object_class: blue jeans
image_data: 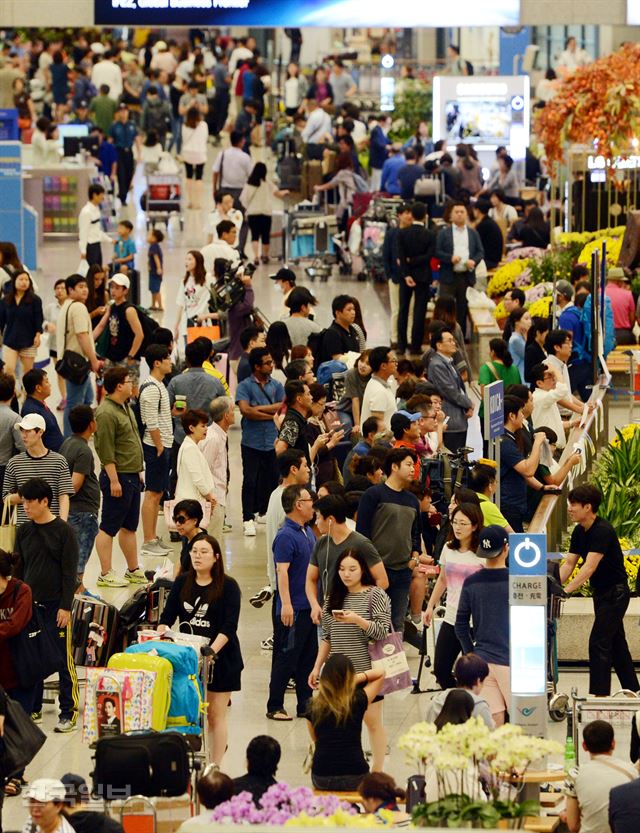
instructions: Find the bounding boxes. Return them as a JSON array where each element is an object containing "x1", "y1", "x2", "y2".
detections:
[
  {"x1": 386, "y1": 567, "x2": 413, "y2": 633},
  {"x1": 68, "y1": 511, "x2": 99, "y2": 575},
  {"x1": 64, "y1": 375, "x2": 94, "y2": 437}
]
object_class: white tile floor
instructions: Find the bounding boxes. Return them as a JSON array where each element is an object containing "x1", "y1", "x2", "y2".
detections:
[{"x1": 3, "y1": 145, "x2": 636, "y2": 828}]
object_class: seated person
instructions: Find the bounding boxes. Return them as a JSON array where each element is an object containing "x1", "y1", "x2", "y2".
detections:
[
  {"x1": 232, "y1": 735, "x2": 281, "y2": 804},
  {"x1": 61, "y1": 773, "x2": 124, "y2": 833},
  {"x1": 178, "y1": 770, "x2": 235, "y2": 832},
  {"x1": 425, "y1": 653, "x2": 494, "y2": 728}
]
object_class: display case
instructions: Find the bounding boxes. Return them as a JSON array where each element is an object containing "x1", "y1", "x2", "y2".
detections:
[{"x1": 23, "y1": 165, "x2": 95, "y2": 239}]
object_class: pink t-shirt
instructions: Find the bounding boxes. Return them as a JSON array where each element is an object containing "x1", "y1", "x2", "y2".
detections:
[{"x1": 440, "y1": 544, "x2": 484, "y2": 626}]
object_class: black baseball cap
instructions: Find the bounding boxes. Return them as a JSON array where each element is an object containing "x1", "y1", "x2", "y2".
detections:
[
  {"x1": 270, "y1": 268, "x2": 296, "y2": 284},
  {"x1": 476, "y1": 525, "x2": 509, "y2": 558}
]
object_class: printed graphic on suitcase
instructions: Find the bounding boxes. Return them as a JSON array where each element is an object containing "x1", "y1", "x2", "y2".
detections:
[
  {"x1": 107, "y1": 651, "x2": 173, "y2": 732},
  {"x1": 82, "y1": 667, "x2": 161, "y2": 743},
  {"x1": 72, "y1": 595, "x2": 120, "y2": 667}
]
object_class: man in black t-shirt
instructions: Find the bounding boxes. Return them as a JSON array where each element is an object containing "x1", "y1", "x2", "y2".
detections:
[
  {"x1": 321, "y1": 295, "x2": 360, "y2": 362},
  {"x1": 561, "y1": 483, "x2": 639, "y2": 696}
]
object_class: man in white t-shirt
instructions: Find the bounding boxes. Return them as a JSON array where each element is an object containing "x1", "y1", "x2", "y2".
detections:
[
  {"x1": 91, "y1": 51, "x2": 123, "y2": 102},
  {"x1": 361, "y1": 346, "x2": 398, "y2": 429},
  {"x1": 201, "y1": 221, "x2": 241, "y2": 276},
  {"x1": 530, "y1": 362, "x2": 573, "y2": 449},
  {"x1": 562, "y1": 720, "x2": 637, "y2": 833}
]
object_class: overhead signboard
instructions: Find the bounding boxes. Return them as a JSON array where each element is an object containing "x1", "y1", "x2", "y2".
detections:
[{"x1": 95, "y1": 0, "x2": 520, "y2": 27}]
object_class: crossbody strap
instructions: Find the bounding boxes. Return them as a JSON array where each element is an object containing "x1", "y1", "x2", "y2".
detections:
[
  {"x1": 595, "y1": 757, "x2": 636, "y2": 781},
  {"x1": 486, "y1": 361, "x2": 501, "y2": 382}
]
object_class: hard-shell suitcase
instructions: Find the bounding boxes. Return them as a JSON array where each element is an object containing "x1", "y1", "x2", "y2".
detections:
[
  {"x1": 92, "y1": 731, "x2": 191, "y2": 798},
  {"x1": 72, "y1": 595, "x2": 120, "y2": 668},
  {"x1": 108, "y1": 651, "x2": 173, "y2": 731}
]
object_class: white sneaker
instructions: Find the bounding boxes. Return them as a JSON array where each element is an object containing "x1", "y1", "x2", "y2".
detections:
[
  {"x1": 255, "y1": 514, "x2": 267, "y2": 525},
  {"x1": 97, "y1": 570, "x2": 128, "y2": 588},
  {"x1": 141, "y1": 538, "x2": 173, "y2": 556},
  {"x1": 243, "y1": 520, "x2": 257, "y2": 537}
]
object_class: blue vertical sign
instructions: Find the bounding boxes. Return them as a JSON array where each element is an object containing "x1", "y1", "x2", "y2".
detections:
[
  {"x1": 0, "y1": 141, "x2": 37, "y2": 271},
  {"x1": 484, "y1": 379, "x2": 504, "y2": 440},
  {"x1": 509, "y1": 532, "x2": 548, "y2": 737}
]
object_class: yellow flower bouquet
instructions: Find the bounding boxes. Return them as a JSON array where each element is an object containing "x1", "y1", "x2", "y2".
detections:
[{"x1": 486, "y1": 260, "x2": 529, "y2": 298}]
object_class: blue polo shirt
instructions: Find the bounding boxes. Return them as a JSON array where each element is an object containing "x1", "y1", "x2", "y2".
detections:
[
  {"x1": 272, "y1": 516, "x2": 315, "y2": 613},
  {"x1": 21, "y1": 397, "x2": 64, "y2": 453},
  {"x1": 235, "y1": 374, "x2": 284, "y2": 452},
  {"x1": 109, "y1": 120, "x2": 138, "y2": 150}
]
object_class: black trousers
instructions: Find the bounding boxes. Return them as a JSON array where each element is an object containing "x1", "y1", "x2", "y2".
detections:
[
  {"x1": 434, "y1": 621, "x2": 461, "y2": 689},
  {"x1": 590, "y1": 584, "x2": 639, "y2": 696},
  {"x1": 398, "y1": 280, "x2": 430, "y2": 353},
  {"x1": 439, "y1": 277, "x2": 469, "y2": 337},
  {"x1": 501, "y1": 505, "x2": 524, "y2": 533},
  {"x1": 32, "y1": 600, "x2": 79, "y2": 721},
  {"x1": 116, "y1": 147, "x2": 135, "y2": 204},
  {"x1": 267, "y1": 608, "x2": 317, "y2": 714},
  {"x1": 443, "y1": 430, "x2": 467, "y2": 455},
  {"x1": 86, "y1": 241, "x2": 103, "y2": 267},
  {"x1": 240, "y1": 445, "x2": 278, "y2": 521},
  {"x1": 212, "y1": 90, "x2": 230, "y2": 136}
]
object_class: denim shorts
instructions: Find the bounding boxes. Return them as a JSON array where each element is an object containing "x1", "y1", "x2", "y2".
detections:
[
  {"x1": 68, "y1": 511, "x2": 99, "y2": 574},
  {"x1": 99, "y1": 471, "x2": 142, "y2": 536},
  {"x1": 143, "y1": 444, "x2": 170, "y2": 494}
]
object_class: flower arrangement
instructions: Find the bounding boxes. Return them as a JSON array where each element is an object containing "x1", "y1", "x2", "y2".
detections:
[
  {"x1": 209, "y1": 784, "x2": 357, "y2": 826},
  {"x1": 514, "y1": 268, "x2": 533, "y2": 288},
  {"x1": 535, "y1": 43, "x2": 640, "y2": 167},
  {"x1": 487, "y1": 260, "x2": 529, "y2": 297},
  {"x1": 493, "y1": 300, "x2": 507, "y2": 320},
  {"x1": 525, "y1": 282, "x2": 553, "y2": 305},
  {"x1": 285, "y1": 810, "x2": 393, "y2": 828},
  {"x1": 528, "y1": 248, "x2": 574, "y2": 286},
  {"x1": 593, "y1": 425, "x2": 640, "y2": 538},
  {"x1": 506, "y1": 247, "x2": 546, "y2": 263},
  {"x1": 528, "y1": 295, "x2": 554, "y2": 318},
  {"x1": 577, "y1": 236, "x2": 622, "y2": 267},
  {"x1": 399, "y1": 718, "x2": 562, "y2": 828}
]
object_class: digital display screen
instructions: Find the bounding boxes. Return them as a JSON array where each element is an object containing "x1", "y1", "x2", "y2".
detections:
[
  {"x1": 628, "y1": 0, "x2": 640, "y2": 23},
  {"x1": 57, "y1": 124, "x2": 89, "y2": 149},
  {"x1": 95, "y1": 0, "x2": 520, "y2": 27},
  {"x1": 510, "y1": 606, "x2": 546, "y2": 695}
]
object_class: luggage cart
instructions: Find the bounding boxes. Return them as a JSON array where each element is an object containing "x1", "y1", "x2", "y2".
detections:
[
  {"x1": 547, "y1": 574, "x2": 569, "y2": 722},
  {"x1": 144, "y1": 173, "x2": 183, "y2": 232},
  {"x1": 571, "y1": 687, "x2": 640, "y2": 765}
]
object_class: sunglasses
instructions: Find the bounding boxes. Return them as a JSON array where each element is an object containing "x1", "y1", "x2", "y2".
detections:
[{"x1": 173, "y1": 515, "x2": 189, "y2": 524}]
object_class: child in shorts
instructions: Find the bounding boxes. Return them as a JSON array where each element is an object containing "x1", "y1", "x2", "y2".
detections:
[
  {"x1": 112, "y1": 220, "x2": 136, "y2": 276},
  {"x1": 148, "y1": 228, "x2": 164, "y2": 311}
]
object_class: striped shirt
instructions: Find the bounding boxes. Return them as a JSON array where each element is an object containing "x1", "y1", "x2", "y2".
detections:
[
  {"x1": 3, "y1": 450, "x2": 74, "y2": 524},
  {"x1": 139, "y1": 377, "x2": 173, "y2": 449},
  {"x1": 321, "y1": 587, "x2": 391, "y2": 673}
]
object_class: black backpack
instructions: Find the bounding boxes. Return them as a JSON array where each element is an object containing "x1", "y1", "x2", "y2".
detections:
[{"x1": 127, "y1": 304, "x2": 160, "y2": 357}]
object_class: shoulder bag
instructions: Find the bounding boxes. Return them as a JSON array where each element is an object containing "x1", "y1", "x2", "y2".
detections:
[
  {"x1": 366, "y1": 590, "x2": 412, "y2": 695},
  {"x1": 1, "y1": 694, "x2": 47, "y2": 778},
  {"x1": 9, "y1": 587, "x2": 61, "y2": 688},
  {"x1": 486, "y1": 361, "x2": 502, "y2": 382},
  {"x1": 414, "y1": 175, "x2": 441, "y2": 197},
  {"x1": 55, "y1": 302, "x2": 91, "y2": 384}
]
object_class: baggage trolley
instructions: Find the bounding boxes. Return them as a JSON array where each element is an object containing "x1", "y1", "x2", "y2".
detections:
[
  {"x1": 571, "y1": 687, "x2": 640, "y2": 765},
  {"x1": 547, "y1": 575, "x2": 569, "y2": 721},
  {"x1": 144, "y1": 173, "x2": 183, "y2": 232},
  {"x1": 121, "y1": 795, "x2": 156, "y2": 833}
]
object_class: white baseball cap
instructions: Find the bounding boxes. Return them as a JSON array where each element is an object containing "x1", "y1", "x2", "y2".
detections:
[
  {"x1": 110, "y1": 274, "x2": 130, "y2": 289},
  {"x1": 17, "y1": 413, "x2": 46, "y2": 432},
  {"x1": 27, "y1": 779, "x2": 67, "y2": 803}
]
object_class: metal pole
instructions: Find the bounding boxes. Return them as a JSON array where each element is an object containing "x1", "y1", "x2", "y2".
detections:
[
  {"x1": 495, "y1": 439, "x2": 501, "y2": 509},
  {"x1": 591, "y1": 249, "x2": 599, "y2": 387}
]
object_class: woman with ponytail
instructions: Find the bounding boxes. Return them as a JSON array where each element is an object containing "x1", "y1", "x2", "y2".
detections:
[{"x1": 478, "y1": 338, "x2": 521, "y2": 419}]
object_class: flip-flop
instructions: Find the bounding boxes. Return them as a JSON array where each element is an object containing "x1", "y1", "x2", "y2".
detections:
[{"x1": 266, "y1": 710, "x2": 292, "y2": 721}]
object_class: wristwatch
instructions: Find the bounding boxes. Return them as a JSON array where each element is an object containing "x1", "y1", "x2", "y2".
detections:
[{"x1": 126, "y1": 354, "x2": 136, "y2": 360}]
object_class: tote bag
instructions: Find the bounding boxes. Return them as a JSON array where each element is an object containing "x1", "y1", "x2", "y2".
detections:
[
  {"x1": 366, "y1": 591, "x2": 412, "y2": 696},
  {"x1": 0, "y1": 503, "x2": 16, "y2": 553},
  {"x1": 2, "y1": 695, "x2": 47, "y2": 777},
  {"x1": 10, "y1": 595, "x2": 61, "y2": 688}
]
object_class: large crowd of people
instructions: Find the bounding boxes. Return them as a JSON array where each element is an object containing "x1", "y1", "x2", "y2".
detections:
[{"x1": 0, "y1": 25, "x2": 639, "y2": 833}]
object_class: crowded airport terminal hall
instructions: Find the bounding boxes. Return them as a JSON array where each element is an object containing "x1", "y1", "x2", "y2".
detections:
[{"x1": 3, "y1": 0, "x2": 640, "y2": 830}]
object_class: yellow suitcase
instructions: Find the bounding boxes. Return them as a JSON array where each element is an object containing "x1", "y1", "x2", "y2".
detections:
[{"x1": 107, "y1": 651, "x2": 173, "y2": 731}]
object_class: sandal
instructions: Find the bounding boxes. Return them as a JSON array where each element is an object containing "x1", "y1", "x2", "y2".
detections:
[
  {"x1": 4, "y1": 777, "x2": 22, "y2": 797},
  {"x1": 266, "y1": 709, "x2": 292, "y2": 721}
]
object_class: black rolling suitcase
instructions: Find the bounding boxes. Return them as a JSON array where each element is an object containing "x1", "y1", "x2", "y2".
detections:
[
  {"x1": 71, "y1": 595, "x2": 120, "y2": 668},
  {"x1": 92, "y1": 731, "x2": 191, "y2": 797}
]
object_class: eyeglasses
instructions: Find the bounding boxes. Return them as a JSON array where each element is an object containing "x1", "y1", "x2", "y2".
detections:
[
  {"x1": 298, "y1": 497, "x2": 314, "y2": 504},
  {"x1": 173, "y1": 515, "x2": 189, "y2": 524},
  {"x1": 452, "y1": 519, "x2": 472, "y2": 527}
]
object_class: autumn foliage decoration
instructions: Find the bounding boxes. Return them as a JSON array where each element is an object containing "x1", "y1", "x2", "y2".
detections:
[{"x1": 535, "y1": 44, "x2": 640, "y2": 167}]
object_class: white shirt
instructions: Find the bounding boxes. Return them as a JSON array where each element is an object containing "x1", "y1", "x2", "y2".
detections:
[
  {"x1": 302, "y1": 107, "x2": 332, "y2": 144},
  {"x1": 452, "y1": 224, "x2": 470, "y2": 272},
  {"x1": 176, "y1": 276, "x2": 210, "y2": 322},
  {"x1": 532, "y1": 383, "x2": 569, "y2": 448},
  {"x1": 265, "y1": 484, "x2": 285, "y2": 588},
  {"x1": 199, "y1": 422, "x2": 228, "y2": 506},
  {"x1": 544, "y1": 354, "x2": 573, "y2": 415},
  {"x1": 181, "y1": 121, "x2": 209, "y2": 165},
  {"x1": 175, "y1": 435, "x2": 215, "y2": 502},
  {"x1": 239, "y1": 180, "x2": 278, "y2": 216},
  {"x1": 205, "y1": 208, "x2": 243, "y2": 244},
  {"x1": 78, "y1": 201, "x2": 111, "y2": 255},
  {"x1": 229, "y1": 46, "x2": 253, "y2": 74},
  {"x1": 212, "y1": 147, "x2": 253, "y2": 189},
  {"x1": 489, "y1": 204, "x2": 518, "y2": 225},
  {"x1": 200, "y1": 240, "x2": 240, "y2": 276},
  {"x1": 150, "y1": 51, "x2": 177, "y2": 75},
  {"x1": 91, "y1": 59, "x2": 123, "y2": 101},
  {"x1": 361, "y1": 374, "x2": 397, "y2": 428},
  {"x1": 564, "y1": 755, "x2": 638, "y2": 833}
]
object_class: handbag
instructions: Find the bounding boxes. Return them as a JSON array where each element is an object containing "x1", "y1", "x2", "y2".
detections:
[
  {"x1": 366, "y1": 591, "x2": 412, "y2": 696},
  {"x1": 10, "y1": 594, "x2": 61, "y2": 688},
  {"x1": 414, "y1": 176, "x2": 441, "y2": 197},
  {"x1": 1, "y1": 695, "x2": 47, "y2": 778},
  {"x1": 55, "y1": 302, "x2": 91, "y2": 384},
  {"x1": 0, "y1": 502, "x2": 16, "y2": 553},
  {"x1": 163, "y1": 499, "x2": 212, "y2": 532}
]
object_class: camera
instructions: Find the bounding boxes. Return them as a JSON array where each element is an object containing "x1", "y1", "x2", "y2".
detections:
[{"x1": 209, "y1": 259, "x2": 256, "y2": 312}]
